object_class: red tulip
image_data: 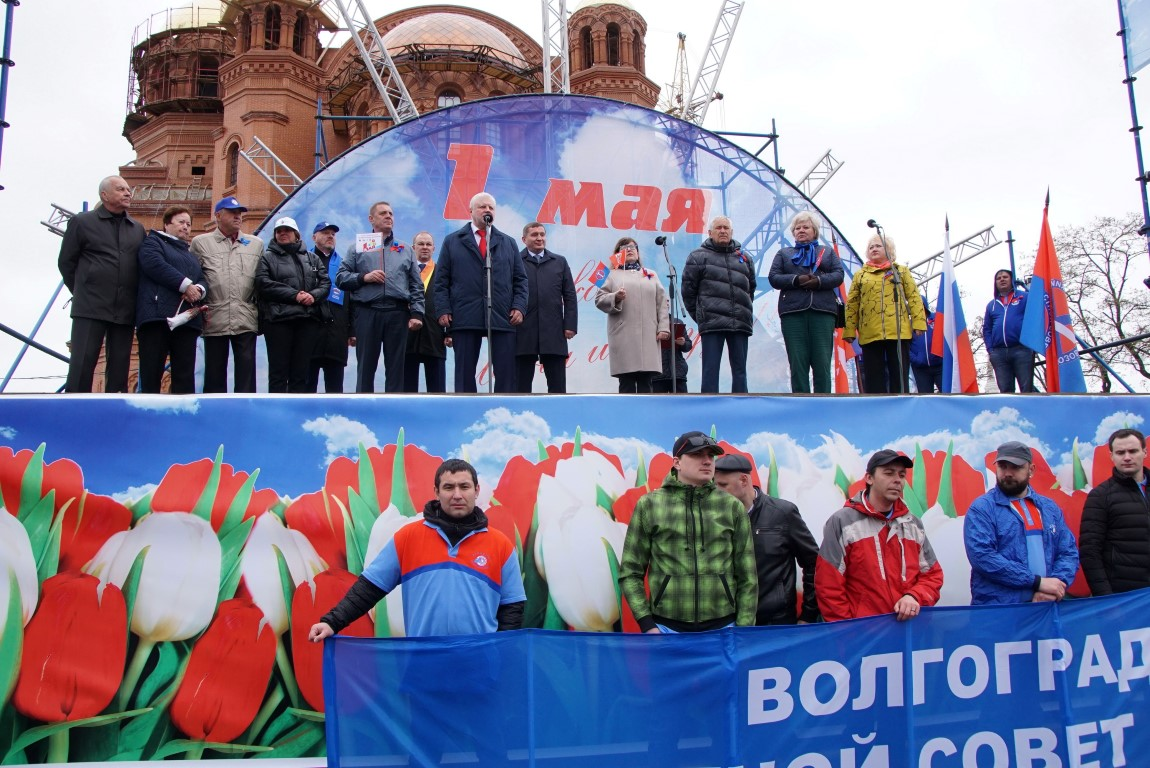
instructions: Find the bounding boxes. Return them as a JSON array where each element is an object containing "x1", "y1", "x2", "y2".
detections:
[
  {"x1": 322, "y1": 442, "x2": 442, "y2": 519},
  {"x1": 0, "y1": 445, "x2": 84, "y2": 519},
  {"x1": 285, "y1": 490, "x2": 346, "y2": 570},
  {"x1": 12, "y1": 572, "x2": 127, "y2": 722},
  {"x1": 170, "y1": 598, "x2": 276, "y2": 742},
  {"x1": 290, "y1": 569, "x2": 374, "y2": 711},
  {"x1": 58, "y1": 492, "x2": 132, "y2": 573},
  {"x1": 151, "y1": 455, "x2": 278, "y2": 533}
]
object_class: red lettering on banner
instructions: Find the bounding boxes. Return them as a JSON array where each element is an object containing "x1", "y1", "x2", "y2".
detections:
[
  {"x1": 538, "y1": 180, "x2": 607, "y2": 228},
  {"x1": 443, "y1": 144, "x2": 494, "y2": 220},
  {"x1": 587, "y1": 345, "x2": 610, "y2": 363},
  {"x1": 610, "y1": 184, "x2": 662, "y2": 230},
  {"x1": 661, "y1": 188, "x2": 707, "y2": 233}
]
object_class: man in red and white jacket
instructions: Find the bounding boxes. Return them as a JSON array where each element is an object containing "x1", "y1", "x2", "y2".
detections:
[{"x1": 816, "y1": 449, "x2": 944, "y2": 622}]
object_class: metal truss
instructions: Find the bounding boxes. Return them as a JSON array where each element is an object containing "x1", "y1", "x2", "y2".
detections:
[
  {"x1": 321, "y1": 0, "x2": 419, "y2": 125},
  {"x1": 908, "y1": 225, "x2": 1002, "y2": 289},
  {"x1": 40, "y1": 203, "x2": 75, "y2": 236},
  {"x1": 541, "y1": 0, "x2": 570, "y2": 94},
  {"x1": 685, "y1": 0, "x2": 744, "y2": 125},
  {"x1": 239, "y1": 136, "x2": 302, "y2": 198},
  {"x1": 796, "y1": 149, "x2": 844, "y2": 199}
]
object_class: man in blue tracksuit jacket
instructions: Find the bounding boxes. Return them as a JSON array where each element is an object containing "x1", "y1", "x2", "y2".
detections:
[
  {"x1": 982, "y1": 269, "x2": 1034, "y2": 392},
  {"x1": 964, "y1": 441, "x2": 1079, "y2": 605}
]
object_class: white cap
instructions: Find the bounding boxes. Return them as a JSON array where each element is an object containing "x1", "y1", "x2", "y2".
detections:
[{"x1": 273, "y1": 216, "x2": 300, "y2": 234}]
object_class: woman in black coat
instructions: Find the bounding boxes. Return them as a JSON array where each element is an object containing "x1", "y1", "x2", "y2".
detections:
[
  {"x1": 135, "y1": 205, "x2": 207, "y2": 394},
  {"x1": 767, "y1": 211, "x2": 844, "y2": 393},
  {"x1": 256, "y1": 217, "x2": 330, "y2": 393}
]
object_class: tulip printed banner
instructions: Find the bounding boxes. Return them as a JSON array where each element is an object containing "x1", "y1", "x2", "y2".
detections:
[
  {"x1": 0, "y1": 392, "x2": 1144, "y2": 762},
  {"x1": 324, "y1": 590, "x2": 1150, "y2": 768}
]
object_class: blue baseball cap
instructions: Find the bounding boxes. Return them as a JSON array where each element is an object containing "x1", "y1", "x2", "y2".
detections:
[
  {"x1": 313, "y1": 221, "x2": 340, "y2": 234},
  {"x1": 214, "y1": 196, "x2": 248, "y2": 213}
]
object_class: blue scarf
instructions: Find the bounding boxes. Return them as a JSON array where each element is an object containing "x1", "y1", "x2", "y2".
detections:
[
  {"x1": 790, "y1": 241, "x2": 820, "y2": 270},
  {"x1": 324, "y1": 250, "x2": 344, "y2": 305}
]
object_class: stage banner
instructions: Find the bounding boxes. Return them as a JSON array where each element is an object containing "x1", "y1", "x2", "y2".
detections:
[
  {"x1": 260, "y1": 93, "x2": 863, "y2": 393},
  {"x1": 0, "y1": 393, "x2": 1144, "y2": 762},
  {"x1": 324, "y1": 590, "x2": 1150, "y2": 768}
]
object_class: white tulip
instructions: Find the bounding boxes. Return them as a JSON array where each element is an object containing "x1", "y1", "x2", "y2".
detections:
[
  {"x1": 240, "y1": 513, "x2": 326, "y2": 635},
  {"x1": 0, "y1": 511, "x2": 38, "y2": 626},
  {"x1": 364, "y1": 504, "x2": 423, "y2": 637},
  {"x1": 85, "y1": 512, "x2": 221, "y2": 642}
]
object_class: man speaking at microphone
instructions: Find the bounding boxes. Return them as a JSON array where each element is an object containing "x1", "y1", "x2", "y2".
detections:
[{"x1": 433, "y1": 192, "x2": 528, "y2": 392}]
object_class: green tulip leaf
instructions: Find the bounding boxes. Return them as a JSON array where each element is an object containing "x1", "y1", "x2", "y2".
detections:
[
  {"x1": 595, "y1": 484, "x2": 614, "y2": 516},
  {"x1": 151, "y1": 739, "x2": 273, "y2": 759},
  {"x1": 2, "y1": 708, "x2": 151, "y2": 762},
  {"x1": 0, "y1": 572, "x2": 23, "y2": 705},
  {"x1": 391, "y1": 429, "x2": 417, "y2": 518},
  {"x1": 120, "y1": 545, "x2": 151, "y2": 637},
  {"x1": 272, "y1": 546, "x2": 295, "y2": 631},
  {"x1": 256, "y1": 720, "x2": 325, "y2": 758},
  {"x1": 128, "y1": 492, "x2": 153, "y2": 524},
  {"x1": 190, "y1": 446, "x2": 227, "y2": 526},
  {"x1": 356, "y1": 443, "x2": 379, "y2": 517},
  {"x1": 286, "y1": 707, "x2": 325, "y2": 723},
  {"x1": 542, "y1": 591, "x2": 566, "y2": 630},
  {"x1": 17, "y1": 443, "x2": 47, "y2": 523},
  {"x1": 635, "y1": 447, "x2": 648, "y2": 488},
  {"x1": 374, "y1": 598, "x2": 392, "y2": 638},
  {"x1": 521, "y1": 505, "x2": 549, "y2": 629},
  {"x1": 217, "y1": 516, "x2": 256, "y2": 603},
  {"x1": 258, "y1": 698, "x2": 297, "y2": 745},
  {"x1": 347, "y1": 488, "x2": 376, "y2": 559},
  {"x1": 603, "y1": 537, "x2": 623, "y2": 627},
  {"x1": 135, "y1": 641, "x2": 186, "y2": 708},
  {"x1": 21, "y1": 491, "x2": 56, "y2": 563},
  {"x1": 340, "y1": 499, "x2": 364, "y2": 575},
  {"x1": 536, "y1": 439, "x2": 548, "y2": 462},
  {"x1": 573, "y1": 426, "x2": 583, "y2": 456},
  {"x1": 34, "y1": 495, "x2": 64, "y2": 584},
  {"x1": 219, "y1": 469, "x2": 260, "y2": 540},
  {"x1": 767, "y1": 445, "x2": 780, "y2": 498},
  {"x1": 910, "y1": 443, "x2": 928, "y2": 513}
]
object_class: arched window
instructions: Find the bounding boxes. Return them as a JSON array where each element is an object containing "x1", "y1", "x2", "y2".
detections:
[
  {"x1": 238, "y1": 12, "x2": 251, "y2": 53},
  {"x1": 632, "y1": 32, "x2": 642, "y2": 72},
  {"x1": 606, "y1": 24, "x2": 620, "y2": 66},
  {"x1": 264, "y1": 4, "x2": 281, "y2": 50},
  {"x1": 226, "y1": 142, "x2": 239, "y2": 188},
  {"x1": 196, "y1": 56, "x2": 219, "y2": 98},
  {"x1": 437, "y1": 89, "x2": 462, "y2": 109},
  {"x1": 292, "y1": 13, "x2": 306, "y2": 56},
  {"x1": 580, "y1": 27, "x2": 593, "y2": 68}
]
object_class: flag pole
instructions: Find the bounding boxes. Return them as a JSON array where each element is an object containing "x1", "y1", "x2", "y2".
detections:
[{"x1": 1115, "y1": 0, "x2": 1150, "y2": 276}]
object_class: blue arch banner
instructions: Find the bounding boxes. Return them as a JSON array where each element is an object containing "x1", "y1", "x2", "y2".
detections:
[{"x1": 264, "y1": 94, "x2": 861, "y2": 392}]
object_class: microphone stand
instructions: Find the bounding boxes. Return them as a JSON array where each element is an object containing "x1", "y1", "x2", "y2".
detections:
[
  {"x1": 483, "y1": 217, "x2": 494, "y2": 394},
  {"x1": 875, "y1": 224, "x2": 906, "y2": 394},
  {"x1": 655, "y1": 236, "x2": 678, "y2": 393}
]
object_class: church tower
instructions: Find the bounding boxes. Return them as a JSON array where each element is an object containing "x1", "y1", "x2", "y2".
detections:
[{"x1": 568, "y1": 1, "x2": 659, "y2": 108}]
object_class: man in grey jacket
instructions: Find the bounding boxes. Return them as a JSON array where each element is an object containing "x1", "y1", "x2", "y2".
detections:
[
  {"x1": 58, "y1": 175, "x2": 145, "y2": 392},
  {"x1": 335, "y1": 201, "x2": 424, "y2": 393}
]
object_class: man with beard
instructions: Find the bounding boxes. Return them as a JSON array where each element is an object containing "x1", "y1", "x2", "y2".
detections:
[
  {"x1": 964, "y1": 441, "x2": 1079, "y2": 605},
  {"x1": 1079, "y1": 428, "x2": 1150, "y2": 595}
]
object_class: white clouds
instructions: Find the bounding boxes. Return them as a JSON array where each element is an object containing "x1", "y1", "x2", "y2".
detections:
[
  {"x1": 112, "y1": 483, "x2": 156, "y2": 505},
  {"x1": 302, "y1": 415, "x2": 379, "y2": 464},
  {"x1": 575, "y1": 431, "x2": 663, "y2": 478},
  {"x1": 0, "y1": 426, "x2": 14, "y2": 440},
  {"x1": 1093, "y1": 411, "x2": 1144, "y2": 446},
  {"x1": 460, "y1": 407, "x2": 555, "y2": 489},
  {"x1": 125, "y1": 397, "x2": 201, "y2": 414}
]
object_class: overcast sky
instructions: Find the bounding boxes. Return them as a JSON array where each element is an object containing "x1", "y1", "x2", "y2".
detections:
[{"x1": 0, "y1": 1, "x2": 1145, "y2": 391}]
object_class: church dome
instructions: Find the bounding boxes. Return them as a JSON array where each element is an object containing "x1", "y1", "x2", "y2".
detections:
[{"x1": 382, "y1": 12, "x2": 525, "y2": 64}]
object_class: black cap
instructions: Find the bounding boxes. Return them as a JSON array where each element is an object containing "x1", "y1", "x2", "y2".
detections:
[
  {"x1": 995, "y1": 441, "x2": 1033, "y2": 466},
  {"x1": 714, "y1": 454, "x2": 753, "y2": 473},
  {"x1": 672, "y1": 431, "x2": 723, "y2": 458},
  {"x1": 866, "y1": 449, "x2": 913, "y2": 475}
]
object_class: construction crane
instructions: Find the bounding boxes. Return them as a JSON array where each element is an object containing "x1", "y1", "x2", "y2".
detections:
[
  {"x1": 660, "y1": 2, "x2": 744, "y2": 126},
  {"x1": 660, "y1": 32, "x2": 691, "y2": 119},
  {"x1": 541, "y1": 0, "x2": 570, "y2": 94}
]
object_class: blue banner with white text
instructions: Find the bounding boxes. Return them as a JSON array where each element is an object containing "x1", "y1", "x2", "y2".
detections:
[{"x1": 324, "y1": 590, "x2": 1150, "y2": 767}]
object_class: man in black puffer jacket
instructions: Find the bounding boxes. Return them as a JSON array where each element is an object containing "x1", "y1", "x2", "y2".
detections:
[
  {"x1": 682, "y1": 215, "x2": 756, "y2": 392},
  {"x1": 1080, "y1": 428, "x2": 1150, "y2": 595}
]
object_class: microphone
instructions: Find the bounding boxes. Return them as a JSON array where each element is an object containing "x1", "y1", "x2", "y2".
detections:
[
  {"x1": 482, "y1": 213, "x2": 493, "y2": 226},
  {"x1": 867, "y1": 219, "x2": 880, "y2": 229},
  {"x1": 654, "y1": 235, "x2": 668, "y2": 246}
]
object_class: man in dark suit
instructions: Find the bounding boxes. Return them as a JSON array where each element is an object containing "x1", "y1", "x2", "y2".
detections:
[
  {"x1": 515, "y1": 222, "x2": 577, "y2": 393},
  {"x1": 404, "y1": 231, "x2": 447, "y2": 392},
  {"x1": 432, "y1": 192, "x2": 528, "y2": 393}
]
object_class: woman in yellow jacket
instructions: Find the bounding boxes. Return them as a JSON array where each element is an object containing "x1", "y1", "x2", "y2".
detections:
[{"x1": 843, "y1": 234, "x2": 926, "y2": 393}]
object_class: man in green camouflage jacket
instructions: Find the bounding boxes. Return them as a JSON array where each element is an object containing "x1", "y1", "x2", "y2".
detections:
[{"x1": 620, "y1": 431, "x2": 758, "y2": 633}]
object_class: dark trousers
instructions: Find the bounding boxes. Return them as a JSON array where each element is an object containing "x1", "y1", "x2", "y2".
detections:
[
  {"x1": 515, "y1": 354, "x2": 567, "y2": 393},
  {"x1": 354, "y1": 305, "x2": 409, "y2": 393},
  {"x1": 65, "y1": 317, "x2": 134, "y2": 393},
  {"x1": 451, "y1": 330, "x2": 516, "y2": 393},
  {"x1": 403, "y1": 354, "x2": 446, "y2": 393},
  {"x1": 137, "y1": 322, "x2": 200, "y2": 394},
  {"x1": 202, "y1": 333, "x2": 257, "y2": 393},
  {"x1": 860, "y1": 339, "x2": 912, "y2": 393},
  {"x1": 700, "y1": 332, "x2": 750, "y2": 393},
  {"x1": 263, "y1": 320, "x2": 321, "y2": 393},
  {"x1": 780, "y1": 310, "x2": 835, "y2": 393},
  {"x1": 912, "y1": 363, "x2": 944, "y2": 394},
  {"x1": 989, "y1": 345, "x2": 1035, "y2": 392},
  {"x1": 652, "y1": 378, "x2": 688, "y2": 393},
  {"x1": 307, "y1": 361, "x2": 345, "y2": 393},
  {"x1": 616, "y1": 371, "x2": 655, "y2": 393}
]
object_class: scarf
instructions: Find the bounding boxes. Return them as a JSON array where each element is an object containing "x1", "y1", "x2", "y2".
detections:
[
  {"x1": 423, "y1": 500, "x2": 488, "y2": 545},
  {"x1": 322, "y1": 250, "x2": 344, "y2": 305},
  {"x1": 790, "y1": 241, "x2": 820, "y2": 269},
  {"x1": 622, "y1": 261, "x2": 643, "y2": 272}
]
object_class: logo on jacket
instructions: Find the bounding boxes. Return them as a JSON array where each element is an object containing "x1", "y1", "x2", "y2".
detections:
[{"x1": 474, "y1": 554, "x2": 489, "y2": 567}]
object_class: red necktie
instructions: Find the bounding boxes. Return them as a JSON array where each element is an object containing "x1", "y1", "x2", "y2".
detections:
[{"x1": 478, "y1": 228, "x2": 487, "y2": 259}]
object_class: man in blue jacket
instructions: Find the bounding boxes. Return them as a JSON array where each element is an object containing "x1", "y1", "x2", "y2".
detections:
[
  {"x1": 433, "y1": 192, "x2": 528, "y2": 392},
  {"x1": 982, "y1": 269, "x2": 1034, "y2": 392},
  {"x1": 964, "y1": 440, "x2": 1079, "y2": 604}
]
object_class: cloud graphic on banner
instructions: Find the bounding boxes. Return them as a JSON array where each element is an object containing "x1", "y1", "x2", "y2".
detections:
[
  {"x1": 112, "y1": 483, "x2": 157, "y2": 504},
  {"x1": 1093, "y1": 411, "x2": 1144, "y2": 445},
  {"x1": 461, "y1": 408, "x2": 554, "y2": 484},
  {"x1": 303, "y1": 416, "x2": 379, "y2": 464},
  {"x1": 127, "y1": 397, "x2": 200, "y2": 414},
  {"x1": 573, "y1": 431, "x2": 663, "y2": 477},
  {"x1": 0, "y1": 426, "x2": 14, "y2": 439}
]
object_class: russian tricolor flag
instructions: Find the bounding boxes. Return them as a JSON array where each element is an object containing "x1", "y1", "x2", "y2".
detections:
[{"x1": 930, "y1": 217, "x2": 979, "y2": 393}]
